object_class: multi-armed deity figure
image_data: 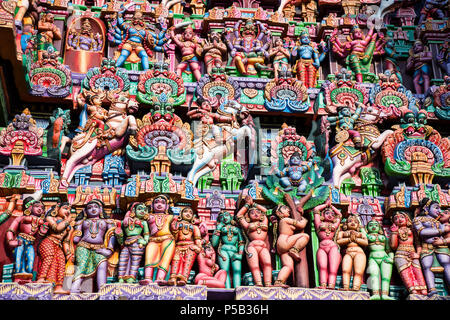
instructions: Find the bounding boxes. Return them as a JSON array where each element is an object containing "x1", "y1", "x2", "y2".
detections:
[
  {"x1": 115, "y1": 202, "x2": 150, "y2": 283},
  {"x1": 170, "y1": 25, "x2": 204, "y2": 81},
  {"x1": 336, "y1": 214, "x2": 368, "y2": 291},
  {"x1": 291, "y1": 30, "x2": 327, "y2": 88},
  {"x1": 272, "y1": 192, "x2": 311, "y2": 287},
  {"x1": 6, "y1": 195, "x2": 46, "y2": 283},
  {"x1": 203, "y1": 31, "x2": 228, "y2": 75},
  {"x1": 390, "y1": 211, "x2": 428, "y2": 295},
  {"x1": 226, "y1": 19, "x2": 271, "y2": 76},
  {"x1": 67, "y1": 18, "x2": 102, "y2": 52},
  {"x1": 37, "y1": 202, "x2": 73, "y2": 294},
  {"x1": 418, "y1": 0, "x2": 449, "y2": 25},
  {"x1": 413, "y1": 198, "x2": 450, "y2": 296},
  {"x1": 71, "y1": 200, "x2": 116, "y2": 293},
  {"x1": 406, "y1": 40, "x2": 433, "y2": 94},
  {"x1": 313, "y1": 199, "x2": 342, "y2": 290},
  {"x1": 168, "y1": 207, "x2": 202, "y2": 286},
  {"x1": 37, "y1": 12, "x2": 61, "y2": 61},
  {"x1": 327, "y1": 102, "x2": 364, "y2": 148},
  {"x1": 142, "y1": 195, "x2": 175, "y2": 285},
  {"x1": 330, "y1": 25, "x2": 383, "y2": 82},
  {"x1": 366, "y1": 219, "x2": 395, "y2": 300},
  {"x1": 384, "y1": 37, "x2": 402, "y2": 82},
  {"x1": 236, "y1": 196, "x2": 272, "y2": 287},
  {"x1": 211, "y1": 211, "x2": 245, "y2": 288}
]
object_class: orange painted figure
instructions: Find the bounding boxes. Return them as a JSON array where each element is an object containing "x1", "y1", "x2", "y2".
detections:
[
  {"x1": 336, "y1": 214, "x2": 368, "y2": 291},
  {"x1": 168, "y1": 207, "x2": 202, "y2": 286}
]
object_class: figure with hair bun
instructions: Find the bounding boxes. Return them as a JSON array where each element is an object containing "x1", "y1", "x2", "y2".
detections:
[
  {"x1": 70, "y1": 199, "x2": 116, "y2": 293},
  {"x1": 115, "y1": 202, "x2": 150, "y2": 283},
  {"x1": 37, "y1": 202, "x2": 73, "y2": 294},
  {"x1": 413, "y1": 198, "x2": 450, "y2": 296}
]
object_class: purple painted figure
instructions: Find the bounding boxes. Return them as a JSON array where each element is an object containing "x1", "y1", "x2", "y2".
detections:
[
  {"x1": 71, "y1": 200, "x2": 116, "y2": 293},
  {"x1": 406, "y1": 40, "x2": 432, "y2": 94},
  {"x1": 413, "y1": 198, "x2": 450, "y2": 296},
  {"x1": 67, "y1": 18, "x2": 102, "y2": 51}
]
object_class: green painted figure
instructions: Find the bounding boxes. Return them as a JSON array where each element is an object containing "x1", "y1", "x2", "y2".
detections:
[
  {"x1": 115, "y1": 202, "x2": 151, "y2": 283},
  {"x1": 211, "y1": 211, "x2": 245, "y2": 288},
  {"x1": 366, "y1": 219, "x2": 395, "y2": 300}
]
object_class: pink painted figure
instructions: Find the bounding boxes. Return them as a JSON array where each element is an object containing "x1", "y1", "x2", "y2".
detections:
[
  {"x1": 272, "y1": 192, "x2": 311, "y2": 288},
  {"x1": 194, "y1": 240, "x2": 227, "y2": 288},
  {"x1": 313, "y1": 199, "x2": 342, "y2": 289},
  {"x1": 169, "y1": 26, "x2": 203, "y2": 81},
  {"x1": 236, "y1": 195, "x2": 272, "y2": 287}
]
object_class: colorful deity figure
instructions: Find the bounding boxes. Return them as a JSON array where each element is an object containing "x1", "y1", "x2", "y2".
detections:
[
  {"x1": 194, "y1": 240, "x2": 227, "y2": 288},
  {"x1": 418, "y1": 0, "x2": 448, "y2": 25},
  {"x1": 76, "y1": 90, "x2": 108, "y2": 138},
  {"x1": 268, "y1": 37, "x2": 290, "y2": 79},
  {"x1": 211, "y1": 211, "x2": 245, "y2": 288},
  {"x1": 115, "y1": 202, "x2": 150, "y2": 283},
  {"x1": 37, "y1": 12, "x2": 61, "y2": 61},
  {"x1": 236, "y1": 196, "x2": 272, "y2": 287},
  {"x1": 436, "y1": 41, "x2": 449, "y2": 76},
  {"x1": 110, "y1": 6, "x2": 158, "y2": 70},
  {"x1": 313, "y1": 199, "x2": 342, "y2": 289},
  {"x1": 276, "y1": 151, "x2": 311, "y2": 195},
  {"x1": 6, "y1": 195, "x2": 46, "y2": 283},
  {"x1": 330, "y1": 25, "x2": 383, "y2": 83},
  {"x1": 413, "y1": 198, "x2": 450, "y2": 296},
  {"x1": 37, "y1": 202, "x2": 73, "y2": 294},
  {"x1": 142, "y1": 195, "x2": 175, "y2": 285},
  {"x1": 168, "y1": 207, "x2": 202, "y2": 286},
  {"x1": 406, "y1": 40, "x2": 433, "y2": 94},
  {"x1": 169, "y1": 25, "x2": 203, "y2": 81},
  {"x1": 291, "y1": 30, "x2": 327, "y2": 88},
  {"x1": 272, "y1": 192, "x2": 310, "y2": 288},
  {"x1": 67, "y1": 18, "x2": 102, "y2": 51},
  {"x1": 390, "y1": 211, "x2": 428, "y2": 295},
  {"x1": 365, "y1": 219, "x2": 395, "y2": 300},
  {"x1": 336, "y1": 214, "x2": 368, "y2": 291},
  {"x1": 202, "y1": 31, "x2": 227, "y2": 75},
  {"x1": 327, "y1": 102, "x2": 363, "y2": 148},
  {"x1": 71, "y1": 200, "x2": 116, "y2": 293},
  {"x1": 226, "y1": 19, "x2": 271, "y2": 76},
  {"x1": 384, "y1": 37, "x2": 402, "y2": 82}
]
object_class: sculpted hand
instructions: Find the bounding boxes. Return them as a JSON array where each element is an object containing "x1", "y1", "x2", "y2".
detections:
[
  {"x1": 95, "y1": 248, "x2": 113, "y2": 258},
  {"x1": 138, "y1": 239, "x2": 147, "y2": 247},
  {"x1": 8, "y1": 239, "x2": 21, "y2": 248},
  {"x1": 191, "y1": 245, "x2": 201, "y2": 254},
  {"x1": 390, "y1": 224, "x2": 399, "y2": 232},
  {"x1": 409, "y1": 252, "x2": 420, "y2": 260},
  {"x1": 233, "y1": 253, "x2": 243, "y2": 261}
]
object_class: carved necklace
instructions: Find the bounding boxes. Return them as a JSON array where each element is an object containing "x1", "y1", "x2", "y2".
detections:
[
  {"x1": 89, "y1": 218, "x2": 100, "y2": 239},
  {"x1": 225, "y1": 225, "x2": 234, "y2": 241},
  {"x1": 181, "y1": 222, "x2": 192, "y2": 235},
  {"x1": 128, "y1": 217, "x2": 136, "y2": 231},
  {"x1": 154, "y1": 214, "x2": 166, "y2": 230},
  {"x1": 398, "y1": 226, "x2": 410, "y2": 241},
  {"x1": 30, "y1": 216, "x2": 40, "y2": 233}
]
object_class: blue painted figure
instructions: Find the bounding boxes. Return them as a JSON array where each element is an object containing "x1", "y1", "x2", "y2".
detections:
[{"x1": 277, "y1": 151, "x2": 310, "y2": 195}]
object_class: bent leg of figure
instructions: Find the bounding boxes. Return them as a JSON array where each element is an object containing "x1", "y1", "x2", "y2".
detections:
[
  {"x1": 353, "y1": 252, "x2": 366, "y2": 291},
  {"x1": 116, "y1": 49, "x2": 131, "y2": 68},
  {"x1": 413, "y1": 72, "x2": 423, "y2": 94},
  {"x1": 217, "y1": 251, "x2": 232, "y2": 288},
  {"x1": 317, "y1": 248, "x2": 328, "y2": 288},
  {"x1": 143, "y1": 242, "x2": 161, "y2": 283},
  {"x1": 25, "y1": 243, "x2": 35, "y2": 274},
  {"x1": 156, "y1": 239, "x2": 176, "y2": 282},
  {"x1": 180, "y1": 250, "x2": 197, "y2": 285},
  {"x1": 411, "y1": 263, "x2": 428, "y2": 295},
  {"x1": 381, "y1": 260, "x2": 394, "y2": 300},
  {"x1": 168, "y1": 253, "x2": 181, "y2": 286},
  {"x1": 37, "y1": 240, "x2": 54, "y2": 281},
  {"x1": 118, "y1": 247, "x2": 130, "y2": 282},
  {"x1": 436, "y1": 253, "x2": 450, "y2": 291},
  {"x1": 367, "y1": 259, "x2": 381, "y2": 299},
  {"x1": 246, "y1": 246, "x2": 262, "y2": 286},
  {"x1": 176, "y1": 62, "x2": 189, "y2": 79},
  {"x1": 54, "y1": 247, "x2": 69, "y2": 294},
  {"x1": 137, "y1": 49, "x2": 150, "y2": 70},
  {"x1": 129, "y1": 245, "x2": 145, "y2": 283},
  {"x1": 234, "y1": 56, "x2": 247, "y2": 75},
  {"x1": 275, "y1": 253, "x2": 294, "y2": 287}
]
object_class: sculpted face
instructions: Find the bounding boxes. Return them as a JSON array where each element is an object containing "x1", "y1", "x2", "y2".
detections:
[
  {"x1": 367, "y1": 220, "x2": 380, "y2": 234},
  {"x1": 352, "y1": 28, "x2": 363, "y2": 40},
  {"x1": 323, "y1": 208, "x2": 335, "y2": 222},
  {"x1": 86, "y1": 202, "x2": 102, "y2": 218},
  {"x1": 181, "y1": 207, "x2": 194, "y2": 221},
  {"x1": 413, "y1": 41, "x2": 423, "y2": 53},
  {"x1": 204, "y1": 245, "x2": 215, "y2": 259},
  {"x1": 31, "y1": 202, "x2": 45, "y2": 217},
  {"x1": 58, "y1": 204, "x2": 71, "y2": 218},
  {"x1": 221, "y1": 211, "x2": 232, "y2": 224},
  {"x1": 393, "y1": 213, "x2": 407, "y2": 227},
  {"x1": 300, "y1": 34, "x2": 310, "y2": 45},
  {"x1": 134, "y1": 203, "x2": 148, "y2": 219},
  {"x1": 249, "y1": 208, "x2": 261, "y2": 221},
  {"x1": 428, "y1": 203, "x2": 441, "y2": 219},
  {"x1": 346, "y1": 216, "x2": 359, "y2": 230},
  {"x1": 289, "y1": 153, "x2": 301, "y2": 166},
  {"x1": 183, "y1": 28, "x2": 194, "y2": 41},
  {"x1": 401, "y1": 111, "x2": 427, "y2": 138},
  {"x1": 278, "y1": 205, "x2": 290, "y2": 218},
  {"x1": 153, "y1": 197, "x2": 168, "y2": 214},
  {"x1": 340, "y1": 106, "x2": 351, "y2": 117}
]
